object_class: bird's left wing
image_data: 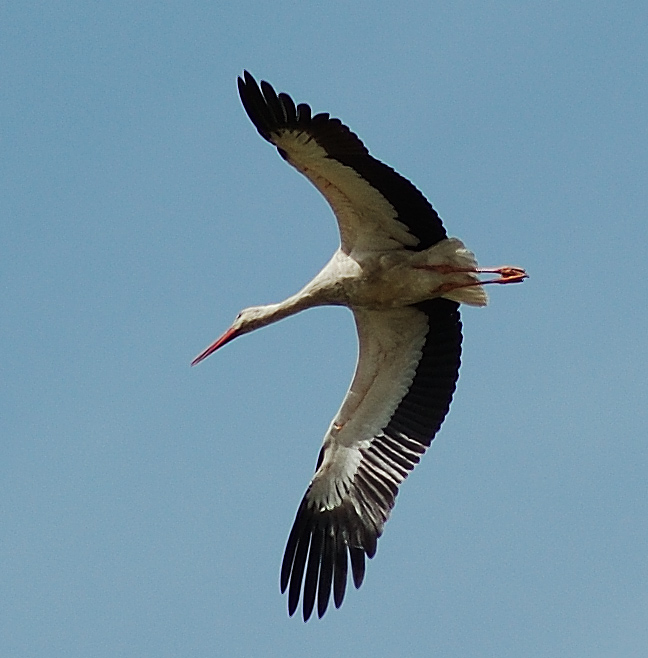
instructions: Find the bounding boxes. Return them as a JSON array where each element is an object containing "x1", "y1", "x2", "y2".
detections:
[
  {"x1": 281, "y1": 299, "x2": 462, "y2": 620},
  {"x1": 237, "y1": 71, "x2": 447, "y2": 255}
]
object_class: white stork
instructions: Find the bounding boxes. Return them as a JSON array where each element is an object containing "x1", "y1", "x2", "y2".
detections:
[{"x1": 193, "y1": 72, "x2": 527, "y2": 621}]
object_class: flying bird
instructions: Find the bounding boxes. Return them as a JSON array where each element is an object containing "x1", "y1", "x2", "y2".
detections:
[{"x1": 193, "y1": 72, "x2": 527, "y2": 621}]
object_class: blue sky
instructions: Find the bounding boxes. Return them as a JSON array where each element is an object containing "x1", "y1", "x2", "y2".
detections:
[{"x1": 3, "y1": 1, "x2": 647, "y2": 656}]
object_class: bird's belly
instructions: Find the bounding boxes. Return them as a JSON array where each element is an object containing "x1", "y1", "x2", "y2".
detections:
[{"x1": 343, "y1": 265, "x2": 444, "y2": 309}]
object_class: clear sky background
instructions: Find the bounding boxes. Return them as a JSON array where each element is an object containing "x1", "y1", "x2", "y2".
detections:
[{"x1": 3, "y1": 2, "x2": 647, "y2": 657}]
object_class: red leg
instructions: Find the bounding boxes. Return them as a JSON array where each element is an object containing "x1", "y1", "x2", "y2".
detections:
[{"x1": 415, "y1": 264, "x2": 528, "y2": 285}]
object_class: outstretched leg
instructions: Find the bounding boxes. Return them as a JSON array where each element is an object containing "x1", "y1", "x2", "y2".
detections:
[{"x1": 416, "y1": 264, "x2": 528, "y2": 286}]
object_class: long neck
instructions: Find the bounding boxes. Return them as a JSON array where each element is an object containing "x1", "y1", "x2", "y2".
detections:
[
  {"x1": 251, "y1": 285, "x2": 328, "y2": 330},
  {"x1": 244, "y1": 249, "x2": 352, "y2": 336},
  {"x1": 247, "y1": 254, "x2": 345, "y2": 332}
]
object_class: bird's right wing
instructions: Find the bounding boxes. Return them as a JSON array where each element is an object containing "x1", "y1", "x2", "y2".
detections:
[{"x1": 281, "y1": 299, "x2": 462, "y2": 620}]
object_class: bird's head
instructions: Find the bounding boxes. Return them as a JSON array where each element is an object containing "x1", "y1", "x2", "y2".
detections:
[{"x1": 191, "y1": 306, "x2": 272, "y2": 366}]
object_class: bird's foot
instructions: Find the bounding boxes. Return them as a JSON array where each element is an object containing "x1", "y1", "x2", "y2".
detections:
[{"x1": 476, "y1": 266, "x2": 528, "y2": 285}]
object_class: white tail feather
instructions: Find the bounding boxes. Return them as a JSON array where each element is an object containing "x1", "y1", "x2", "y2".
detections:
[
  {"x1": 443, "y1": 285, "x2": 488, "y2": 307},
  {"x1": 427, "y1": 238, "x2": 489, "y2": 307}
]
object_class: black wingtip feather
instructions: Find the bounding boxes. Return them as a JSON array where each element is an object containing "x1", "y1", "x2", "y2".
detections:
[
  {"x1": 280, "y1": 502, "x2": 308, "y2": 593},
  {"x1": 333, "y1": 531, "x2": 348, "y2": 608},
  {"x1": 296, "y1": 102, "x2": 311, "y2": 122},
  {"x1": 288, "y1": 531, "x2": 310, "y2": 617},
  {"x1": 278, "y1": 92, "x2": 297, "y2": 123},
  {"x1": 260, "y1": 80, "x2": 286, "y2": 124},
  {"x1": 349, "y1": 546, "x2": 366, "y2": 588},
  {"x1": 237, "y1": 73, "x2": 274, "y2": 142},
  {"x1": 302, "y1": 526, "x2": 323, "y2": 621},
  {"x1": 317, "y1": 529, "x2": 334, "y2": 618}
]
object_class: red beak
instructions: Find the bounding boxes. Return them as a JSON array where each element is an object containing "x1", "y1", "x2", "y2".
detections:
[{"x1": 191, "y1": 326, "x2": 240, "y2": 366}]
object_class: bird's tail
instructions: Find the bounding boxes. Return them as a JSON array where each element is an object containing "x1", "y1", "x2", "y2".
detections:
[{"x1": 432, "y1": 238, "x2": 489, "y2": 307}]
